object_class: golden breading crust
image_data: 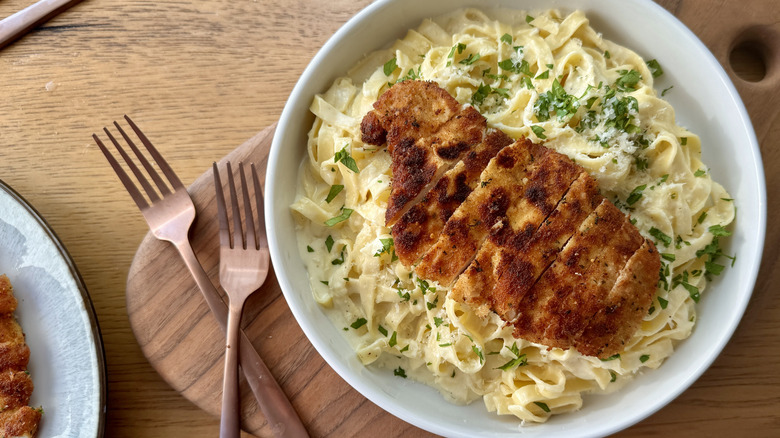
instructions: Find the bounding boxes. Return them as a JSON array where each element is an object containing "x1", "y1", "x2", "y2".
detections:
[
  {"x1": 0, "y1": 275, "x2": 40, "y2": 437},
  {"x1": 392, "y1": 129, "x2": 512, "y2": 266},
  {"x1": 415, "y1": 138, "x2": 549, "y2": 285}
]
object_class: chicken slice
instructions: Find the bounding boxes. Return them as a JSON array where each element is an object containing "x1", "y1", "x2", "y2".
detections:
[
  {"x1": 462, "y1": 172, "x2": 602, "y2": 322},
  {"x1": 450, "y1": 152, "x2": 588, "y2": 319},
  {"x1": 415, "y1": 138, "x2": 549, "y2": 285},
  {"x1": 361, "y1": 81, "x2": 487, "y2": 226},
  {"x1": 393, "y1": 129, "x2": 512, "y2": 266},
  {"x1": 576, "y1": 239, "x2": 660, "y2": 357}
]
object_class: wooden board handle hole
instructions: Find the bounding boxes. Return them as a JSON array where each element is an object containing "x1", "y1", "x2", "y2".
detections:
[{"x1": 729, "y1": 25, "x2": 780, "y2": 84}]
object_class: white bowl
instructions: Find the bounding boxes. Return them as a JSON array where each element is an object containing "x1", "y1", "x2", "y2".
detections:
[{"x1": 266, "y1": 0, "x2": 766, "y2": 436}]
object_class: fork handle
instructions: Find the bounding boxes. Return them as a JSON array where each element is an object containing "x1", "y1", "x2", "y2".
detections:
[
  {"x1": 220, "y1": 303, "x2": 243, "y2": 438},
  {"x1": 173, "y1": 240, "x2": 310, "y2": 438}
]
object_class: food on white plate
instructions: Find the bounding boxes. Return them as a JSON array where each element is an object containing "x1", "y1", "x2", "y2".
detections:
[
  {"x1": 0, "y1": 275, "x2": 42, "y2": 437},
  {"x1": 291, "y1": 8, "x2": 735, "y2": 422}
]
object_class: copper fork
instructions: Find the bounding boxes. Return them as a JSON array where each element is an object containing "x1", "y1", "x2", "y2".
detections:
[
  {"x1": 212, "y1": 162, "x2": 269, "y2": 438},
  {"x1": 93, "y1": 116, "x2": 308, "y2": 437}
]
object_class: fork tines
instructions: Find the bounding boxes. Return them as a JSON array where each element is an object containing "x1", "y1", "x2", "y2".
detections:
[
  {"x1": 93, "y1": 115, "x2": 183, "y2": 210},
  {"x1": 212, "y1": 162, "x2": 266, "y2": 251}
]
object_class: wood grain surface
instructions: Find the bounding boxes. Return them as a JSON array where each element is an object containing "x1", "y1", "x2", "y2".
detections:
[{"x1": 1, "y1": 0, "x2": 778, "y2": 437}]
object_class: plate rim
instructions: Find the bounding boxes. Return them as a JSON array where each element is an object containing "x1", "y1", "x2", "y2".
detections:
[{"x1": 0, "y1": 177, "x2": 108, "y2": 438}]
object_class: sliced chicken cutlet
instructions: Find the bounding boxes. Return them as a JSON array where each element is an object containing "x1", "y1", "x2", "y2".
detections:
[
  {"x1": 392, "y1": 129, "x2": 512, "y2": 266},
  {"x1": 0, "y1": 275, "x2": 41, "y2": 437},
  {"x1": 361, "y1": 80, "x2": 487, "y2": 227},
  {"x1": 450, "y1": 150, "x2": 588, "y2": 319},
  {"x1": 455, "y1": 171, "x2": 602, "y2": 322},
  {"x1": 576, "y1": 239, "x2": 659, "y2": 357},
  {"x1": 515, "y1": 202, "x2": 640, "y2": 346},
  {"x1": 363, "y1": 80, "x2": 660, "y2": 359},
  {"x1": 415, "y1": 138, "x2": 550, "y2": 285}
]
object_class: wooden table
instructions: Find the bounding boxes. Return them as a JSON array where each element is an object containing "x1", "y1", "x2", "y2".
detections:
[{"x1": 1, "y1": 0, "x2": 778, "y2": 436}]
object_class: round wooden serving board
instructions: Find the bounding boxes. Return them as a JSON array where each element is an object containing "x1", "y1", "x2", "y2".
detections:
[{"x1": 126, "y1": 1, "x2": 780, "y2": 437}]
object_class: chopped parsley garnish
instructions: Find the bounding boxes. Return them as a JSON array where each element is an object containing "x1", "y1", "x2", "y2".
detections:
[
  {"x1": 610, "y1": 370, "x2": 617, "y2": 382},
  {"x1": 320, "y1": 280, "x2": 329, "y2": 286},
  {"x1": 471, "y1": 82, "x2": 492, "y2": 106},
  {"x1": 433, "y1": 316, "x2": 444, "y2": 327},
  {"x1": 649, "y1": 227, "x2": 672, "y2": 247},
  {"x1": 659, "y1": 174, "x2": 669, "y2": 183},
  {"x1": 350, "y1": 318, "x2": 367, "y2": 329},
  {"x1": 400, "y1": 345, "x2": 409, "y2": 352},
  {"x1": 705, "y1": 261, "x2": 725, "y2": 276},
  {"x1": 393, "y1": 366, "x2": 407, "y2": 378},
  {"x1": 661, "y1": 253, "x2": 676, "y2": 262},
  {"x1": 681, "y1": 282, "x2": 700, "y2": 302},
  {"x1": 417, "y1": 278, "x2": 433, "y2": 295},
  {"x1": 526, "y1": 14, "x2": 535, "y2": 23},
  {"x1": 334, "y1": 145, "x2": 359, "y2": 173},
  {"x1": 626, "y1": 184, "x2": 647, "y2": 205},
  {"x1": 446, "y1": 43, "x2": 466, "y2": 65},
  {"x1": 634, "y1": 156, "x2": 649, "y2": 171},
  {"x1": 324, "y1": 207, "x2": 353, "y2": 226},
  {"x1": 459, "y1": 53, "x2": 481, "y2": 65},
  {"x1": 325, "y1": 235, "x2": 334, "y2": 252},
  {"x1": 658, "y1": 296, "x2": 668, "y2": 309},
  {"x1": 497, "y1": 342, "x2": 528, "y2": 370},
  {"x1": 394, "y1": 66, "x2": 421, "y2": 84},
  {"x1": 681, "y1": 137, "x2": 688, "y2": 145},
  {"x1": 646, "y1": 59, "x2": 664, "y2": 78},
  {"x1": 493, "y1": 87, "x2": 510, "y2": 98},
  {"x1": 600, "y1": 354, "x2": 621, "y2": 362},
  {"x1": 389, "y1": 331, "x2": 398, "y2": 347},
  {"x1": 500, "y1": 33, "x2": 513, "y2": 44},
  {"x1": 498, "y1": 58, "x2": 531, "y2": 75},
  {"x1": 534, "y1": 401, "x2": 551, "y2": 413},
  {"x1": 535, "y1": 69, "x2": 550, "y2": 79},
  {"x1": 325, "y1": 184, "x2": 344, "y2": 203},
  {"x1": 383, "y1": 57, "x2": 397, "y2": 76},
  {"x1": 694, "y1": 169, "x2": 706, "y2": 177},
  {"x1": 698, "y1": 211, "x2": 708, "y2": 224},
  {"x1": 640, "y1": 354, "x2": 650, "y2": 363},
  {"x1": 306, "y1": 245, "x2": 314, "y2": 253},
  {"x1": 531, "y1": 125, "x2": 547, "y2": 139},
  {"x1": 472, "y1": 345, "x2": 484, "y2": 364},
  {"x1": 708, "y1": 224, "x2": 732, "y2": 237},
  {"x1": 615, "y1": 69, "x2": 641, "y2": 91},
  {"x1": 439, "y1": 342, "x2": 452, "y2": 347},
  {"x1": 534, "y1": 79, "x2": 579, "y2": 122},
  {"x1": 426, "y1": 295, "x2": 439, "y2": 310},
  {"x1": 374, "y1": 237, "x2": 397, "y2": 261},
  {"x1": 662, "y1": 85, "x2": 674, "y2": 96},
  {"x1": 331, "y1": 246, "x2": 345, "y2": 265},
  {"x1": 604, "y1": 50, "x2": 611, "y2": 59},
  {"x1": 378, "y1": 325, "x2": 388, "y2": 337},
  {"x1": 449, "y1": 43, "x2": 466, "y2": 58}
]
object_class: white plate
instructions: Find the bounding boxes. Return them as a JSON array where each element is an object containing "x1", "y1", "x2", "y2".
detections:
[
  {"x1": 0, "y1": 179, "x2": 106, "y2": 437},
  {"x1": 267, "y1": 0, "x2": 767, "y2": 436}
]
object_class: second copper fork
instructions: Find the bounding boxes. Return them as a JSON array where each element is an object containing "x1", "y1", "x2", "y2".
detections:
[{"x1": 212, "y1": 162, "x2": 269, "y2": 438}]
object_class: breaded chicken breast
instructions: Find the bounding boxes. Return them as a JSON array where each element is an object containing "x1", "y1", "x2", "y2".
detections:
[{"x1": 361, "y1": 80, "x2": 661, "y2": 359}]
